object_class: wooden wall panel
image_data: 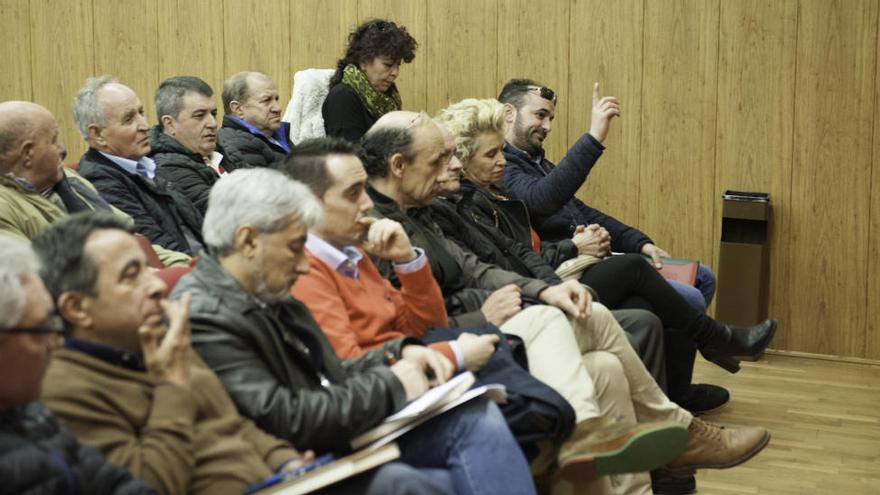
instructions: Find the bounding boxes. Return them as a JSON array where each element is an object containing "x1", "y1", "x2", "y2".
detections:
[
  {"x1": 92, "y1": 0, "x2": 159, "y2": 125},
  {"x1": 567, "y1": 0, "x2": 643, "y2": 229},
  {"x1": 714, "y1": 0, "x2": 797, "y2": 347},
  {"x1": 0, "y1": 0, "x2": 32, "y2": 102},
  {"x1": 289, "y1": 0, "x2": 358, "y2": 77},
  {"x1": 789, "y1": 0, "x2": 877, "y2": 357},
  {"x1": 424, "y1": 0, "x2": 498, "y2": 115},
  {"x1": 3, "y1": 0, "x2": 880, "y2": 360},
  {"x1": 497, "y1": 1, "x2": 571, "y2": 162},
  {"x1": 30, "y1": 0, "x2": 94, "y2": 160},
  {"x1": 223, "y1": 0, "x2": 292, "y2": 110},
  {"x1": 357, "y1": 0, "x2": 428, "y2": 113},
  {"x1": 866, "y1": 7, "x2": 880, "y2": 361},
  {"x1": 157, "y1": 0, "x2": 224, "y2": 104},
  {"x1": 638, "y1": 0, "x2": 719, "y2": 262}
]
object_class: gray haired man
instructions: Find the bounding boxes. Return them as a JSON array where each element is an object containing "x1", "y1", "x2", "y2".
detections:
[
  {"x1": 0, "y1": 233, "x2": 153, "y2": 494},
  {"x1": 173, "y1": 168, "x2": 541, "y2": 495},
  {"x1": 150, "y1": 76, "x2": 228, "y2": 214}
]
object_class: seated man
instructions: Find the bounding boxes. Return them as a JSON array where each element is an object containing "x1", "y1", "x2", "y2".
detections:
[
  {"x1": 151, "y1": 76, "x2": 229, "y2": 215},
  {"x1": 0, "y1": 233, "x2": 153, "y2": 494},
  {"x1": 33, "y1": 213, "x2": 313, "y2": 495},
  {"x1": 498, "y1": 79, "x2": 715, "y2": 313},
  {"x1": 282, "y1": 138, "x2": 690, "y2": 492},
  {"x1": 218, "y1": 71, "x2": 292, "y2": 169},
  {"x1": 361, "y1": 111, "x2": 771, "y2": 488},
  {"x1": 72, "y1": 76, "x2": 205, "y2": 256},
  {"x1": 172, "y1": 168, "x2": 538, "y2": 495},
  {"x1": 0, "y1": 100, "x2": 190, "y2": 266}
]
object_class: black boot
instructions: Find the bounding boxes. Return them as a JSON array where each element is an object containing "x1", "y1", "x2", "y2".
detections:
[{"x1": 699, "y1": 320, "x2": 777, "y2": 369}]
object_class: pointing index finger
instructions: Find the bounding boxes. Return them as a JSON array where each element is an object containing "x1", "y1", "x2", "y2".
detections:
[{"x1": 592, "y1": 81, "x2": 600, "y2": 104}]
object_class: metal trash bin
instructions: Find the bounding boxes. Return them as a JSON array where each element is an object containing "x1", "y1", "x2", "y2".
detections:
[{"x1": 715, "y1": 191, "x2": 770, "y2": 334}]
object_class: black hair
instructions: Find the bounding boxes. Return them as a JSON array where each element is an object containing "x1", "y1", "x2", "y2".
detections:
[
  {"x1": 279, "y1": 137, "x2": 359, "y2": 197},
  {"x1": 31, "y1": 212, "x2": 133, "y2": 303},
  {"x1": 498, "y1": 78, "x2": 550, "y2": 110},
  {"x1": 329, "y1": 19, "x2": 418, "y2": 87},
  {"x1": 357, "y1": 125, "x2": 415, "y2": 178}
]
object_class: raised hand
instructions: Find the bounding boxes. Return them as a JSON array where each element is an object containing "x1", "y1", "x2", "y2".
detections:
[{"x1": 589, "y1": 82, "x2": 621, "y2": 144}]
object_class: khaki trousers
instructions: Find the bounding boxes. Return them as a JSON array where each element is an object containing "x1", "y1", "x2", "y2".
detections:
[{"x1": 502, "y1": 303, "x2": 693, "y2": 494}]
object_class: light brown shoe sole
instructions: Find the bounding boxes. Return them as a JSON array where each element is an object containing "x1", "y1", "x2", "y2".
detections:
[{"x1": 666, "y1": 430, "x2": 771, "y2": 475}]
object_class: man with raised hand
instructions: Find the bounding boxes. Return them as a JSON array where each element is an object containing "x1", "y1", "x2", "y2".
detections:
[{"x1": 361, "y1": 111, "x2": 771, "y2": 492}]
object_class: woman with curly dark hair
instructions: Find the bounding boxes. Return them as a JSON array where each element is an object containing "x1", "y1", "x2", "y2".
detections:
[{"x1": 322, "y1": 19, "x2": 418, "y2": 142}]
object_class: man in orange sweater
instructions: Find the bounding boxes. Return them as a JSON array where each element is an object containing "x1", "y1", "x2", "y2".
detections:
[{"x1": 287, "y1": 143, "x2": 497, "y2": 371}]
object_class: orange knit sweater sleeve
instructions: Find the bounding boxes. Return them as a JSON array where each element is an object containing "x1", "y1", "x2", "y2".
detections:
[
  {"x1": 292, "y1": 249, "x2": 449, "y2": 362},
  {"x1": 291, "y1": 252, "x2": 376, "y2": 359}
]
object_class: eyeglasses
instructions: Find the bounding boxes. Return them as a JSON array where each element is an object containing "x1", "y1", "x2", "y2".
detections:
[
  {"x1": 527, "y1": 85, "x2": 557, "y2": 104},
  {"x1": 0, "y1": 315, "x2": 67, "y2": 337}
]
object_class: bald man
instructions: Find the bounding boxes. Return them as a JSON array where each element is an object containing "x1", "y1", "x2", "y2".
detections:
[
  {"x1": 0, "y1": 100, "x2": 189, "y2": 266},
  {"x1": 218, "y1": 71, "x2": 292, "y2": 169},
  {"x1": 72, "y1": 76, "x2": 205, "y2": 256}
]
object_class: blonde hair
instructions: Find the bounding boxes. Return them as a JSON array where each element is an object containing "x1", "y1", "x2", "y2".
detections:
[{"x1": 435, "y1": 98, "x2": 505, "y2": 164}]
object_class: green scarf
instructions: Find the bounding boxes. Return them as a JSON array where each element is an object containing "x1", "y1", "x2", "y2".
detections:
[{"x1": 342, "y1": 64, "x2": 402, "y2": 119}]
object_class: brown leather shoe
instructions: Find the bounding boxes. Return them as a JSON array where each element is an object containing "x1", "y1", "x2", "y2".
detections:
[
  {"x1": 557, "y1": 416, "x2": 688, "y2": 483},
  {"x1": 666, "y1": 418, "x2": 770, "y2": 474}
]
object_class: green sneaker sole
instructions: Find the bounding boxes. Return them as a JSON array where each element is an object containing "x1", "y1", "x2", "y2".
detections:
[{"x1": 559, "y1": 424, "x2": 689, "y2": 483}]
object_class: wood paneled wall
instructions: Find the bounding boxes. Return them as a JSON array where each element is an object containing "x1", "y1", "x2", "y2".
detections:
[{"x1": 2, "y1": 0, "x2": 879, "y2": 360}]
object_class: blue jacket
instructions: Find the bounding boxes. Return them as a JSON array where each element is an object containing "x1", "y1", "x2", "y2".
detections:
[{"x1": 502, "y1": 133, "x2": 653, "y2": 253}]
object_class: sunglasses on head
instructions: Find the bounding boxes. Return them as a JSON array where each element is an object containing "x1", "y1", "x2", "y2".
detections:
[{"x1": 527, "y1": 85, "x2": 557, "y2": 104}]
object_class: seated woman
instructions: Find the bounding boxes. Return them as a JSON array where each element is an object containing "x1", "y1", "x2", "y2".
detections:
[
  {"x1": 323, "y1": 19, "x2": 417, "y2": 142},
  {"x1": 433, "y1": 98, "x2": 776, "y2": 383}
]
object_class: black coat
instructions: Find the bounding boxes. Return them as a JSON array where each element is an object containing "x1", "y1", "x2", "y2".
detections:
[
  {"x1": 172, "y1": 254, "x2": 411, "y2": 454},
  {"x1": 149, "y1": 127, "x2": 220, "y2": 215},
  {"x1": 0, "y1": 402, "x2": 154, "y2": 495},
  {"x1": 322, "y1": 83, "x2": 376, "y2": 143},
  {"x1": 78, "y1": 148, "x2": 205, "y2": 256},
  {"x1": 217, "y1": 116, "x2": 292, "y2": 170},
  {"x1": 430, "y1": 194, "x2": 563, "y2": 285},
  {"x1": 502, "y1": 134, "x2": 653, "y2": 253},
  {"x1": 455, "y1": 180, "x2": 580, "y2": 271}
]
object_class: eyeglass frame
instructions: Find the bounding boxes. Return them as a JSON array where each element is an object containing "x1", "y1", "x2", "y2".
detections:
[
  {"x1": 0, "y1": 315, "x2": 67, "y2": 337},
  {"x1": 527, "y1": 85, "x2": 557, "y2": 105}
]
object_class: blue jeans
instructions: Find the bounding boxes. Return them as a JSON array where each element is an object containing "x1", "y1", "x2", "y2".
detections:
[
  {"x1": 667, "y1": 263, "x2": 716, "y2": 312},
  {"x1": 398, "y1": 397, "x2": 536, "y2": 495}
]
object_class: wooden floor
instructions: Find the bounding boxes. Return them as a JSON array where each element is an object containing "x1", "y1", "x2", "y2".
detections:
[{"x1": 690, "y1": 353, "x2": 880, "y2": 494}]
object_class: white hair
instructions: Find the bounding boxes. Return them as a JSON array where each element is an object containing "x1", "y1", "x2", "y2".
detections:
[
  {"x1": 0, "y1": 234, "x2": 40, "y2": 330},
  {"x1": 203, "y1": 168, "x2": 323, "y2": 256},
  {"x1": 72, "y1": 76, "x2": 118, "y2": 140}
]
